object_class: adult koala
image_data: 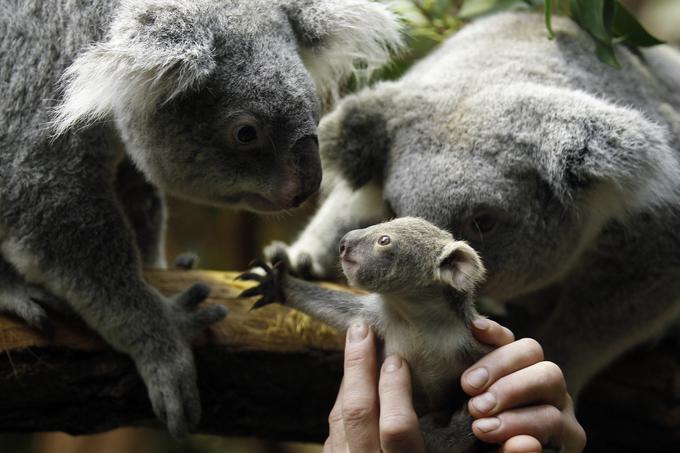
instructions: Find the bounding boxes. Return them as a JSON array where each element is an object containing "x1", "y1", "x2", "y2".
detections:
[
  {"x1": 0, "y1": 0, "x2": 401, "y2": 436},
  {"x1": 268, "y1": 12, "x2": 680, "y2": 398}
]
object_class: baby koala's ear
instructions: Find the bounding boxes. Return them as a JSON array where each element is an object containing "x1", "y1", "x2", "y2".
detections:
[{"x1": 434, "y1": 241, "x2": 486, "y2": 293}]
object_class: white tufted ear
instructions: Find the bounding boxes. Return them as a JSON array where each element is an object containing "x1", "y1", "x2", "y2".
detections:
[
  {"x1": 52, "y1": 0, "x2": 216, "y2": 136},
  {"x1": 284, "y1": 0, "x2": 404, "y2": 106},
  {"x1": 434, "y1": 241, "x2": 486, "y2": 294}
]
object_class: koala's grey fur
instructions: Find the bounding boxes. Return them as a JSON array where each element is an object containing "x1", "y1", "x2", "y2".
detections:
[
  {"x1": 246, "y1": 217, "x2": 489, "y2": 453},
  {"x1": 0, "y1": 0, "x2": 401, "y2": 436},
  {"x1": 267, "y1": 12, "x2": 680, "y2": 399}
]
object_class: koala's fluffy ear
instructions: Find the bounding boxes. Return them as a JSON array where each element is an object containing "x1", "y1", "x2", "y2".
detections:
[
  {"x1": 319, "y1": 89, "x2": 392, "y2": 188},
  {"x1": 435, "y1": 241, "x2": 486, "y2": 294},
  {"x1": 53, "y1": 0, "x2": 216, "y2": 135},
  {"x1": 283, "y1": 0, "x2": 403, "y2": 105},
  {"x1": 513, "y1": 84, "x2": 680, "y2": 213}
]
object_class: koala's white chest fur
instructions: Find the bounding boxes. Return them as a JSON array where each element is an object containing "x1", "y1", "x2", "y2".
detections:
[{"x1": 377, "y1": 297, "x2": 473, "y2": 410}]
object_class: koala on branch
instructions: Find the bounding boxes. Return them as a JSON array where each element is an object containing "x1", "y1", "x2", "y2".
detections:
[
  {"x1": 0, "y1": 0, "x2": 402, "y2": 437},
  {"x1": 242, "y1": 217, "x2": 490, "y2": 453}
]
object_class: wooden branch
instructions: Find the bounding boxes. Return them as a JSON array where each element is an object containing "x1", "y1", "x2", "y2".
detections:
[{"x1": 0, "y1": 270, "x2": 677, "y2": 451}]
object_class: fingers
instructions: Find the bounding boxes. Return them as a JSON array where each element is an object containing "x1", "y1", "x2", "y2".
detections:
[
  {"x1": 341, "y1": 321, "x2": 381, "y2": 453},
  {"x1": 501, "y1": 435, "x2": 543, "y2": 453},
  {"x1": 471, "y1": 318, "x2": 515, "y2": 348},
  {"x1": 327, "y1": 380, "x2": 348, "y2": 453},
  {"x1": 378, "y1": 356, "x2": 426, "y2": 453},
  {"x1": 462, "y1": 338, "x2": 544, "y2": 396},
  {"x1": 472, "y1": 404, "x2": 562, "y2": 446},
  {"x1": 468, "y1": 361, "x2": 567, "y2": 418},
  {"x1": 561, "y1": 396, "x2": 588, "y2": 453}
]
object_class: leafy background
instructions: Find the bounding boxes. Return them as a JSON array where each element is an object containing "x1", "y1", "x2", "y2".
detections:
[{"x1": 1, "y1": 0, "x2": 678, "y2": 452}]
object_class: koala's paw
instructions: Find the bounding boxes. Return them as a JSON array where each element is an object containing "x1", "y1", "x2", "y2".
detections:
[
  {"x1": 174, "y1": 252, "x2": 199, "y2": 270},
  {"x1": 264, "y1": 240, "x2": 324, "y2": 279},
  {"x1": 169, "y1": 283, "x2": 228, "y2": 340},
  {"x1": 0, "y1": 284, "x2": 56, "y2": 337},
  {"x1": 237, "y1": 260, "x2": 287, "y2": 310},
  {"x1": 140, "y1": 348, "x2": 201, "y2": 438}
]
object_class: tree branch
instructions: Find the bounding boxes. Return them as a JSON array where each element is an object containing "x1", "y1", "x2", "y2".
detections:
[{"x1": 0, "y1": 270, "x2": 676, "y2": 451}]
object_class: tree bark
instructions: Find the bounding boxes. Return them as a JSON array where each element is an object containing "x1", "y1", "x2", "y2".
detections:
[{"x1": 0, "y1": 270, "x2": 677, "y2": 451}]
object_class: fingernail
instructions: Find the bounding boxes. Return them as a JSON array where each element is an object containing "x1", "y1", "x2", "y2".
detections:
[
  {"x1": 473, "y1": 318, "x2": 490, "y2": 330},
  {"x1": 383, "y1": 355, "x2": 402, "y2": 373},
  {"x1": 465, "y1": 367, "x2": 489, "y2": 389},
  {"x1": 348, "y1": 322, "x2": 368, "y2": 343},
  {"x1": 474, "y1": 417, "x2": 500, "y2": 433},
  {"x1": 471, "y1": 392, "x2": 496, "y2": 413}
]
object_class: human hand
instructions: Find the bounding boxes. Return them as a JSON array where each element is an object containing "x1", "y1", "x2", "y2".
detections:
[
  {"x1": 323, "y1": 321, "x2": 426, "y2": 453},
  {"x1": 461, "y1": 319, "x2": 586, "y2": 453}
]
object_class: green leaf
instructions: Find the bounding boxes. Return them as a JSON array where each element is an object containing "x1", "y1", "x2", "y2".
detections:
[
  {"x1": 612, "y1": 2, "x2": 664, "y2": 47},
  {"x1": 458, "y1": 0, "x2": 526, "y2": 19},
  {"x1": 594, "y1": 38, "x2": 621, "y2": 69},
  {"x1": 545, "y1": 0, "x2": 555, "y2": 39},
  {"x1": 570, "y1": 0, "x2": 610, "y2": 44}
]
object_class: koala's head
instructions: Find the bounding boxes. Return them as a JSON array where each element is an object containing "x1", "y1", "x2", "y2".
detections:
[
  {"x1": 339, "y1": 217, "x2": 486, "y2": 295},
  {"x1": 53, "y1": 0, "x2": 402, "y2": 212},
  {"x1": 323, "y1": 82, "x2": 680, "y2": 299}
]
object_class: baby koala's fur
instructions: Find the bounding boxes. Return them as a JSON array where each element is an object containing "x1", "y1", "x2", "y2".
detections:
[{"x1": 241, "y1": 217, "x2": 489, "y2": 453}]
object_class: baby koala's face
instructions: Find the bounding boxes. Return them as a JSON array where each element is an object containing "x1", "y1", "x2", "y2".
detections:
[{"x1": 339, "y1": 217, "x2": 457, "y2": 293}]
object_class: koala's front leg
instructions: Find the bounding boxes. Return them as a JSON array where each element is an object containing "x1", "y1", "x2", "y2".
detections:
[
  {"x1": 265, "y1": 179, "x2": 390, "y2": 279},
  {"x1": 239, "y1": 261, "x2": 379, "y2": 333},
  {"x1": 115, "y1": 157, "x2": 167, "y2": 269},
  {"x1": 532, "y1": 265, "x2": 680, "y2": 398},
  {"x1": 1, "y1": 180, "x2": 226, "y2": 437}
]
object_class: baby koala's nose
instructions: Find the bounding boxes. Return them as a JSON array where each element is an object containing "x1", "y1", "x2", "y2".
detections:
[
  {"x1": 339, "y1": 238, "x2": 350, "y2": 257},
  {"x1": 339, "y1": 232, "x2": 357, "y2": 258}
]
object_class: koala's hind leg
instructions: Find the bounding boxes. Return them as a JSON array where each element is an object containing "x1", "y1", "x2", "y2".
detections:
[
  {"x1": 419, "y1": 408, "x2": 477, "y2": 453},
  {"x1": 265, "y1": 178, "x2": 390, "y2": 279},
  {"x1": 115, "y1": 157, "x2": 167, "y2": 269}
]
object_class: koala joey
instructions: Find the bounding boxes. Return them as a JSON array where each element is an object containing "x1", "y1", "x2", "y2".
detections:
[
  {"x1": 243, "y1": 217, "x2": 490, "y2": 452},
  {"x1": 266, "y1": 11, "x2": 680, "y2": 400},
  {"x1": 0, "y1": 0, "x2": 401, "y2": 436}
]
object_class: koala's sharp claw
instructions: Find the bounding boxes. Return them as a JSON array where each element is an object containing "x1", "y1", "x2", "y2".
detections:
[
  {"x1": 251, "y1": 296, "x2": 276, "y2": 311},
  {"x1": 236, "y1": 272, "x2": 265, "y2": 282},
  {"x1": 178, "y1": 283, "x2": 211, "y2": 309},
  {"x1": 239, "y1": 286, "x2": 263, "y2": 299}
]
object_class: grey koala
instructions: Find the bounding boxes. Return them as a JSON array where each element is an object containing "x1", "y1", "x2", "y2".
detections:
[
  {"x1": 0, "y1": 0, "x2": 401, "y2": 436},
  {"x1": 243, "y1": 217, "x2": 489, "y2": 453},
  {"x1": 265, "y1": 11, "x2": 680, "y2": 400}
]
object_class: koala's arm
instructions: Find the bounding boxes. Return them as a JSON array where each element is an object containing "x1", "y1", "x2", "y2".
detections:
[
  {"x1": 525, "y1": 216, "x2": 680, "y2": 397},
  {"x1": 0, "y1": 134, "x2": 225, "y2": 436},
  {"x1": 240, "y1": 263, "x2": 382, "y2": 334},
  {"x1": 266, "y1": 178, "x2": 390, "y2": 279}
]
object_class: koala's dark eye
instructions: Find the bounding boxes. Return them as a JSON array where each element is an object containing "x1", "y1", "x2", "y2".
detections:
[
  {"x1": 378, "y1": 235, "x2": 391, "y2": 246},
  {"x1": 228, "y1": 115, "x2": 262, "y2": 149},
  {"x1": 462, "y1": 212, "x2": 497, "y2": 241},
  {"x1": 236, "y1": 125, "x2": 258, "y2": 144}
]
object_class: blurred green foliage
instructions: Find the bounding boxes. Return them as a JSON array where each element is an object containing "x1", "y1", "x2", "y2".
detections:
[{"x1": 380, "y1": 0, "x2": 663, "y2": 76}]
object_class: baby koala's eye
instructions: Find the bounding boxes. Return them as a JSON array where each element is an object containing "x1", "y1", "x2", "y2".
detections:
[{"x1": 377, "y1": 235, "x2": 391, "y2": 246}]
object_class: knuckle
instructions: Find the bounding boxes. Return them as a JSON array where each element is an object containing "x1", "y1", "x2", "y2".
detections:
[
  {"x1": 380, "y1": 414, "x2": 417, "y2": 444},
  {"x1": 539, "y1": 361, "x2": 566, "y2": 390},
  {"x1": 342, "y1": 402, "x2": 375, "y2": 426},
  {"x1": 518, "y1": 338, "x2": 544, "y2": 362},
  {"x1": 328, "y1": 407, "x2": 344, "y2": 426},
  {"x1": 344, "y1": 347, "x2": 369, "y2": 368}
]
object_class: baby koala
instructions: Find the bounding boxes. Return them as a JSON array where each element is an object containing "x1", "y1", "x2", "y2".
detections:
[{"x1": 240, "y1": 217, "x2": 489, "y2": 452}]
